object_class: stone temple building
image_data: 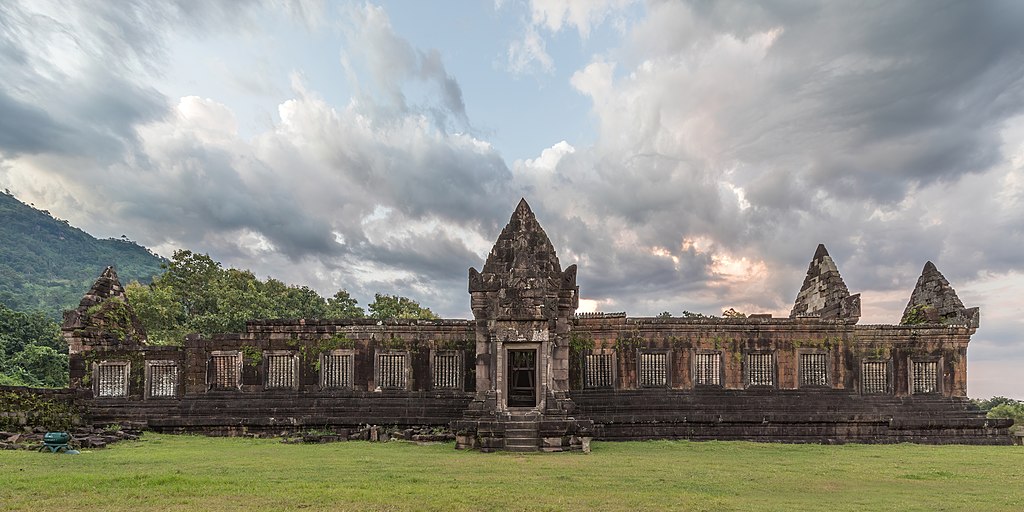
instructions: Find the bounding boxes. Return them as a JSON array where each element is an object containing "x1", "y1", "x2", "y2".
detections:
[{"x1": 62, "y1": 199, "x2": 1012, "y2": 450}]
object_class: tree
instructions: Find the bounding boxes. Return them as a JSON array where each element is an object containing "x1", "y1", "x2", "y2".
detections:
[
  {"x1": 325, "y1": 290, "x2": 365, "y2": 318},
  {"x1": 8, "y1": 344, "x2": 67, "y2": 387},
  {"x1": 0, "y1": 304, "x2": 62, "y2": 355},
  {"x1": 721, "y1": 308, "x2": 746, "y2": 318},
  {"x1": 275, "y1": 283, "x2": 329, "y2": 320},
  {"x1": 656, "y1": 311, "x2": 673, "y2": 318},
  {"x1": 368, "y1": 294, "x2": 438, "y2": 320},
  {"x1": 126, "y1": 251, "x2": 365, "y2": 341},
  {"x1": 680, "y1": 310, "x2": 713, "y2": 319},
  {"x1": 973, "y1": 396, "x2": 1019, "y2": 410},
  {"x1": 126, "y1": 281, "x2": 185, "y2": 345},
  {"x1": 156, "y1": 250, "x2": 222, "y2": 318},
  {"x1": 0, "y1": 303, "x2": 66, "y2": 387}
]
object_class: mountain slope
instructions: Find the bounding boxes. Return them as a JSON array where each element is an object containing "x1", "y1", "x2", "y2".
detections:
[{"x1": 0, "y1": 190, "x2": 165, "y2": 318}]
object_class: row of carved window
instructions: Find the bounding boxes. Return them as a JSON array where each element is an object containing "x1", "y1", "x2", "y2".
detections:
[
  {"x1": 91, "y1": 351, "x2": 464, "y2": 398},
  {"x1": 582, "y1": 351, "x2": 940, "y2": 394},
  {"x1": 93, "y1": 361, "x2": 178, "y2": 399},
  {"x1": 208, "y1": 350, "x2": 464, "y2": 391},
  {"x1": 91, "y1": 354, "x2": 941, "y2": 397}
]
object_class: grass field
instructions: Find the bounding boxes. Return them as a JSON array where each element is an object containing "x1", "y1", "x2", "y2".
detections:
[{"x1": 1, "y1": 434, "x2": 1022, "y2": 511}]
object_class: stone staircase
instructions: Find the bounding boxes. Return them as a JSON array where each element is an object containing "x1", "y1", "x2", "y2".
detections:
[{"x1": 502, "y1": 411, "x2": 540, "y2": 452}]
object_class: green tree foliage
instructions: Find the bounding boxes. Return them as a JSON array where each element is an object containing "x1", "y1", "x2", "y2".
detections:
[
  {"x1": 680, "y1": 310, "x2": 714, "y2": 319},
  {"x1": 973, "y1": 396, "x2": 1024, "y2": 432},
  {"x1": 326, "y1": 290, "x2": 365, "y2": 319},
  {"x1": 7, "y1": 344, "x2": 68, "y2": 387},
  {"x1": 127, "y1": 250, "x2": 369, "y2": 343},
  {"x1": 368, "y1": 293, "x2": 439, "y2": 320},
  {"x1": 656, "y1": 311, "x2": 673, "y2": 318},
  {"x1": 0, "y1": 303, "x2": 67, "y2": 387},
  {"x1": 0, "y1": 191, "x2": 164, "y2": 318}
]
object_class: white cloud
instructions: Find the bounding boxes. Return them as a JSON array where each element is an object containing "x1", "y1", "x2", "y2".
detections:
[
  {"x1": 504, "y1": 0, "x2": 636, "y2": 75},
  {"x1": 528, "y1": 0, "x2": 637, "y2": 39},
  {"x1": 507, "y1": 25, "x2": 554, "y2": 75}
]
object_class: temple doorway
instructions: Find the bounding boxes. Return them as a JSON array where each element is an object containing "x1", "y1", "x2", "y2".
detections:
[{"x1": 507, "y1": 349, "x2": 537, "y2": 407}]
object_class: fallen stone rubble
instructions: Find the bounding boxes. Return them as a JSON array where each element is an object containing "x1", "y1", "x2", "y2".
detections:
[{"x1": 0, "y1": 423, "x2": 144, "y2": 451}]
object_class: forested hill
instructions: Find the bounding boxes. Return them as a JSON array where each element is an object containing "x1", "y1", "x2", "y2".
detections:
[{"x1": 0, "y1": 190, "x2": 165, "y2": 318}]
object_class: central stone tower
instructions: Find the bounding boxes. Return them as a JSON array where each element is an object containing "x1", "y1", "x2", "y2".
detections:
[{"x1": 454, "y1": 199, "x2": 592, "y2": 452}]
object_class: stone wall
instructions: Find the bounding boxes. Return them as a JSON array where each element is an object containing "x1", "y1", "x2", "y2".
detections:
[
  {"x1": 69, "y1": 319, "x2": 477, "y2": 434},
  {"x1": 570, "y1": 389, "x2": 1013, "y2": 444},
  {"x1": 58, "y1": 202, "x2": 1009, "y2": 446},
  {"x1": 568, "y1": 315, "x2": 970, "y2": 397},
  {"x1": 0, "y1": 385, "x2": 86, "y2": 431}
]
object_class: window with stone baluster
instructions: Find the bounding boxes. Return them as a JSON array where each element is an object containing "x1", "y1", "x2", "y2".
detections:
[
  {"x1": 861, "y1": 360, "x2": 890, "y2": 394},
  {"x1": 584, "y1": 351, "x2": 615, "y2": 389},
  {"x1": 209, "y1": 351, "x2": 241, "y2": 390},
  {"x1": 320, "y1": 350, "x2": 354, "y2": 389},
  {"x1": 95, "y1": 361, "x2": 129, "y2": 398},
  {"x1": 432, "y1": 350, "x2": 462, "y2": 390},
  {"x1": 745, "y1": 352, "x2": 774, "y2": 387},
  {"x1": 376, "y1": 351, "x2": 408, "y2": 390},
  {"x1": 911, "y1": 360, "x2": 940, "y2": 394},
  {"x1": 638, "y1": 351, "x2": 669, "y2": 388},
  {"x1": 265, "y1": 351, "x2": 299, "y2": 390},
  {"x1": 799, "y1": 352, "x2": 829, "y2": 387},
  {"x1": 694, "y1": 352, "x2": 722, "y2": 387},
  {"x1": 146, "y1": 360, "x2": 178, "y2": 398}
]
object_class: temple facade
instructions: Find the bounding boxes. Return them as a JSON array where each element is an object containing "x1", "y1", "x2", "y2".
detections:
[{"x1": 62, "y1": 200, "x2": 1012, "y2": 450}]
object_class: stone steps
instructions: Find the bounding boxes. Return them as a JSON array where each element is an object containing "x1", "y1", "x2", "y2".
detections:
[{"x1": 502, "y1": 416, "x2": 539, "y2": 452}]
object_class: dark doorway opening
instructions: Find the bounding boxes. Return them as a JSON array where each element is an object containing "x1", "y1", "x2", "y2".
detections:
[{"x1": 507, "y1": 349, "x2": 537, "y2": 407}]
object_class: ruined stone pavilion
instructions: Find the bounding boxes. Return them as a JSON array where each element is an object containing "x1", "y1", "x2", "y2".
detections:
[{"x1": 62, "y1": 199, "x2": 1013, "y2": 450}]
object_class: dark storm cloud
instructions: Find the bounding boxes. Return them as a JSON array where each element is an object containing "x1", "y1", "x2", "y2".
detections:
[
  {"x1": 0, "y1": 91, "x2": 75, "y2": 155},
  {"x1": 365, "y1": 135, "x2": 514, "y2": 226},
  {"x1": 0, "y1": 1, "x2": 264, "y2": 159},
  {"x1": 119, "y1": 130, "x2": 341, "y2": 260},
  {"x1": 356, "y1": 229, "x2": 481, "y2": 281},
  {"x1": 721, "y1": 0, "x2": 1024, "y2": 202}
]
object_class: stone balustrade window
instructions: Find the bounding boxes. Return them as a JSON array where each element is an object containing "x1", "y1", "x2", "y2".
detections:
[
  {"x1": 265, "y1": 352, "x2": 298, "y2": 390},
  {"x1": 209, "y1": 351, "x2": 241, "y2": 390},
  {"x1": 95, "y1": 361, "x2": 129, "y2": 398},
  {"x1": 912, "y1": 360, "x2": 939, "y2": 394},
  {"x1": 321, "y1": 351, "x2": 353, "y2": 389},
  {"x1": 638, "y1": 351, "x2": 668, "y2": 387},
  {"x1": 799, "y1": 353, "x2": 828, "y2": 387},
  {"x1": 694, "y1": 352, "x2": 722, "y2": 386},
  {"x1": 376, "y1": 352, "x2": 407, "y2": 389},
  {"x1": 861, "y1": 361, "x2": 889, "y2": 394},
  {"x1": 584, "y1": 352, "x2": 614, "y2": 389},
  {"x1": 746, "y1": 352, "x2": 774, "y2": 387},
  {"x1": 432, "y1": 351, "x2": 462, "y2": 389},
  {"x1": 146, "y1": 361, "x2": 178, "y2": 398}
]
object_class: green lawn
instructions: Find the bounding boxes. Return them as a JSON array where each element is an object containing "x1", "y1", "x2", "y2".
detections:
[{"x1": 1, "y1": 435, "x2": 1022, "y2": 511}]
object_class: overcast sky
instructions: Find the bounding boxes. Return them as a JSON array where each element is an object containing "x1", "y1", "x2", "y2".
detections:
[{"x1": 1, "y1": 0, "x2": 1022, "y2": 398}]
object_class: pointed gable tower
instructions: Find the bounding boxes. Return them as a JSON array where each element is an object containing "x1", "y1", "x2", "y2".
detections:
[
  {"x1": 467, "y1": 199, "x2": 578, "y2": 400},
  {"x1": 62, "y1": 266, "x2": 147, "y2": 354},
  {"x1": 901, "y1": 261, "x2": 979, "y2": 327},
  {"x1": 469, "y1": 198, "x2": 578, "y2": 322},
  {"x1": 790, "y1": 244, "x2": 861, "y2": 321},
  {"x1": 457, "y1": 199, "x2": 590, "y2": 452}
]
